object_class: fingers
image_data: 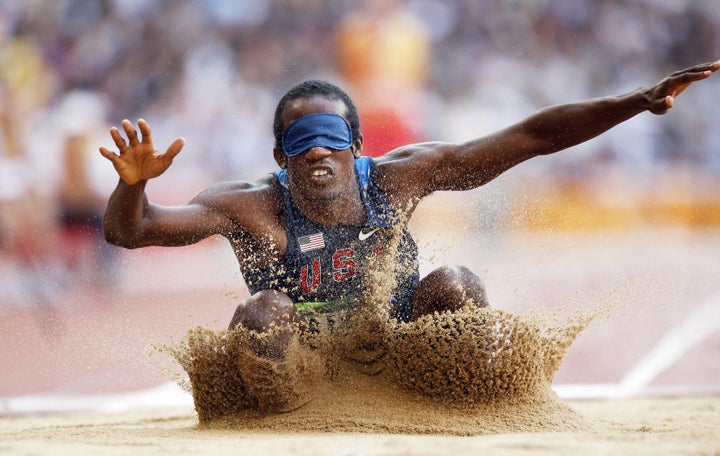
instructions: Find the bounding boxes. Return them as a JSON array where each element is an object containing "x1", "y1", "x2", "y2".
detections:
[
  {"x1": 653, "y1": 61, "x2": 718, "y2": 114},
  {"x1": 108, "y1": 119, "x2": 155, "y2": 152},
  {"x1": 137, "y1": 119, "x2": 152, "y2": 145},
  {"x1": 666, "y1": 60, "x2": 718, "y2": 85},
  {"x1": 662, "y1": 69, "x2": 709, "y2": 102},
  {"x1": 675, "y1": 69, "x2": 712, "y2": 86},
  {"x1": 109, "y1": 126, "x2": 128, "y2": 151},
  {"x1": 98, "y1": 146, "x2": 120, "y2": 163},
  {"x1": 108, "y1": 119, "x2": 181, "y2": 154},
  {"x1": 672, "y1": 60, "x2": 720, "y2": 76},
  {"x1": 649, "y1": 95, "x2": 674, "y2": 116},
  {"x1": 164, "y1": 137, "x2": 186, "y2": 159},
  {"x1": 121, "y1": 119, "x2": 140, "y2": 146},
  {"x1": 691, "y1": 60, "x2": 720, "y2": 73},
  {"x1": 119, "y1": 118, "x2": 154, "y2": 146},
  {"x1": 664, "y1": 94, "x2": 674, "y2": 110},
  {"x1": 108, "y1": 120, "x2": 140, "y2": 151}
]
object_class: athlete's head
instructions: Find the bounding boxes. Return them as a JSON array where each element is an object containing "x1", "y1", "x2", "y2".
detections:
[{"x1": 273, "y1": 80, "x2": 361, "y2": 152}]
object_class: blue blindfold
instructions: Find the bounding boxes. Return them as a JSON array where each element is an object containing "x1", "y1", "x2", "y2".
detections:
[{"x1": 282, "y1": 113, "x2": 353, "y2": 157}]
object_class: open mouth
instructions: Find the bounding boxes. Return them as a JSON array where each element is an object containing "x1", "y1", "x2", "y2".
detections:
[{"x1": 308, "y1": 165, "x2": 333, "y2": 183}]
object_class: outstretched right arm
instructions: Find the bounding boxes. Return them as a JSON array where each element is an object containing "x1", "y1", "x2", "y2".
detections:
[
  {"x1": 102, "y1": 179, "x2": 238, "y2": 248},
  {"x1": 99, "y1": 119, "x2": 234, "y2": 248}
]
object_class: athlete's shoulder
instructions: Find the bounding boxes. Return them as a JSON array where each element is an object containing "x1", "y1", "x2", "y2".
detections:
[
  {"x1": 371, "y1": 142, "x2": 457, "y2": 209},
  {"x1": 195, "y1": 175, "x2": 270, "y2": 195},
  {"x1": 191, "y1": 174, "x2": 279, "y2": 209},
  {"x1": 370, "y1": 142, "x2": 452, "y2": 180},
  {"x1": 374, "y1": 142, "x2": 454, "y2": 163}
]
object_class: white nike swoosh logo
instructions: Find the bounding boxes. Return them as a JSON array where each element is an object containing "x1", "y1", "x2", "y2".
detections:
[{"x1": 358, "y1": 227, "x2": 380, "y2": 241}]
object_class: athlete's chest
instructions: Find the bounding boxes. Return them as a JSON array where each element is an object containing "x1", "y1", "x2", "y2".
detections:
[{"x1": 290, "y1": 224, "x2": 387, "y2": 294}]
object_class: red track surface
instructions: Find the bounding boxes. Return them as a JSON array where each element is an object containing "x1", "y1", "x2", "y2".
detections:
[{"x1": 2, "y1": 229, "x2": 719, "y2": 398}]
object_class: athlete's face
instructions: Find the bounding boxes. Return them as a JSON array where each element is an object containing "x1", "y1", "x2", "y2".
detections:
[{"x1": 275, "y1": 96, "x2": 362, "y2": 205}]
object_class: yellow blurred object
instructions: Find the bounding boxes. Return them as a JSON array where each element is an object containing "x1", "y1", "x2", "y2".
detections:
[
  {"x1": 337, "y1": 0, "x2": 429, "y2": 90},
  {"x1": 336, "y1": 0, "x2": 430, "y2": 155},
  {"x1": 510, "y1": 173, "x2": 720, "y2": 232},
  {"x1": 410, "y1": 172, "x2": 720, "y2": 237},
  {"x1": 0, "y1": 36, "x2": 57, "y2": 112}
]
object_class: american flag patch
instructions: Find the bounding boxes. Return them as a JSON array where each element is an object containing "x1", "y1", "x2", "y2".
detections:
[{"x1": 298, "y1": 232, "x2": 325, "y2": 252}]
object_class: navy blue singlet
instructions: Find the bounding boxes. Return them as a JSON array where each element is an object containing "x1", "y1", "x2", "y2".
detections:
[{"x1": 239, "y1": 157, "x2": 419, "y2": 322}]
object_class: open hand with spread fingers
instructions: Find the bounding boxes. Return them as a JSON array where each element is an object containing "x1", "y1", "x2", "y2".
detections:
[{"x1": 99, "y1": 119, "x2": 186, "y2": 186}]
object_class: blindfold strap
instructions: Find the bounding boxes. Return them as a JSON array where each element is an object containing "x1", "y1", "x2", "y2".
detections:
[{"x1": 282, "y1": 112, "x2": 353, "y2": 157}]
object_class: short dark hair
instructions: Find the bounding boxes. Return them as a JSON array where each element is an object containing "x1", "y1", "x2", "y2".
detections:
[{"x1": 273, "y1": 80, "x2": 361, "y2": 151}]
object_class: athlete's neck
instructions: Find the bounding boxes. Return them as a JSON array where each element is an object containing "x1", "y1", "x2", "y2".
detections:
[{"x1": 292, "y1": 186, "x2": 365, "y2": 226}]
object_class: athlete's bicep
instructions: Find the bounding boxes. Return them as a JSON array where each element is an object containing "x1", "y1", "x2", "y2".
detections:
[
  {"x1": 130, "y1": 182, "x2": 245, "y2": 247},
  {"x1": 134, "y1": 200, "x2": 230, "y2": 247},
  {"x1": 435, "y1": 126, "x2": 544, "y2": 190},
  {"x1": 374, "y1": 143, "x2": 458, "y2": 202},
  {"x1": 377, "y1": 130, "x2": 539, "y2": 196}
]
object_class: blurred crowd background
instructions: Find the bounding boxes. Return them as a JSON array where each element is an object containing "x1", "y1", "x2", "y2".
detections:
[{"x1": 1, "y1": 0, "x2": 719, "y2": 307}]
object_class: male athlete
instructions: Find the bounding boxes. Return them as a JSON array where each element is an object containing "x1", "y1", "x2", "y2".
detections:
[{"x1": 100, "y1": 61, "x2": 719, "y2": 358}]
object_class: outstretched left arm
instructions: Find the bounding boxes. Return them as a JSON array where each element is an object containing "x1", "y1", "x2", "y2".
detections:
[{"x1": 378, "y1": 60, "x2": 719, "y2": 201}]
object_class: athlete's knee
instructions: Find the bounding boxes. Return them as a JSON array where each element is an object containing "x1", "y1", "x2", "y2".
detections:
[
  {"x1": 228, "y1": 289, "x2": 297, "y2": 331},
  {"x1": 228, "y1": 290, "x2": 303, "y2": 360},
  {"x1": 451, "y1": 265, "x2": 488, "y2": 301},
  {"x1": 410, "y1": 265, "x2": 489, "y2": 321},
  {"x1": 449, "y1": 265, "x2": 489, "y2": 308},
  {"x1": 426, "y1": 265, "x2": 486, "y2": 297},
  {"x1": 437, "y1": 265, "x2": 473, "y2": 284}
]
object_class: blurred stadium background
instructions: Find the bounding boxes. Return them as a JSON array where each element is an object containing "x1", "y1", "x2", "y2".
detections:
[{"x1": 1, "y1": 0, "x2": 719, "y2": 411}]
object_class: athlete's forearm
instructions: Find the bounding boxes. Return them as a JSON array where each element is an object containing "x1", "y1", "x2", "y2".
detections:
[
  {"x1": 522, "y1": 89, "x2": 650, "y2": 155},
  {"x1": 421, "y1": 90, "x2": 651, "y2": 193},
  {"x1": 102, "y1": 178, "x2": 152, "y2": 248}
]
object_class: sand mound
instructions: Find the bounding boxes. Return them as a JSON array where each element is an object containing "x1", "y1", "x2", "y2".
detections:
[
  {"x1": 389, "y1": 307, "x2": 546, "y2": 404},
  {"x1": 166, "y1": 326, "x2": 325, "y2": 422},
  {"x1": 161, "y1": 302, "x2": 597, "y2": 435}
]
